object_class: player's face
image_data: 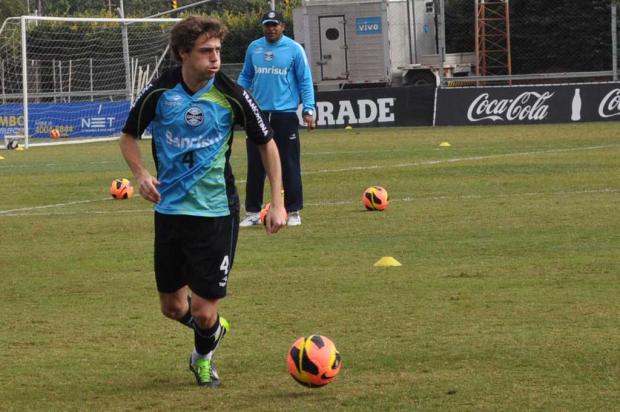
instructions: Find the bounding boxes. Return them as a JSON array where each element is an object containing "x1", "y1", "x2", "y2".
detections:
[
  {"x1": 180, "y1": 34, "x2": 221, "y2": 79},
  {"x1": 263, "y1": 22, "x2": 284, "y2": 43}
]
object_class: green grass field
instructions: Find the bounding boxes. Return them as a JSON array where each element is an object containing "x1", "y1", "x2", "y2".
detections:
[{"x1": 0, "y1": 123, "x2": 618, "y2": 411}]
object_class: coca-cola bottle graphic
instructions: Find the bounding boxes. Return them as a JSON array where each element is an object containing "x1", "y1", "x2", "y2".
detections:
[{"x1": 571, "y1": 88, "x2": 582, "y2": 121}]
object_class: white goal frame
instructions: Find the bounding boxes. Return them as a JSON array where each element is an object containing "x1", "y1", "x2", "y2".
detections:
[{"x1": 8, "y1": 16, "x2": 181, "y2": 148}]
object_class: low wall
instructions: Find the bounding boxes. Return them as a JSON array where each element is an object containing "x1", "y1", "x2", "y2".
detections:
[
  {"x1": 435, "y1": 82, "x2": 620, "y2": 126},
  {"x1": 311, "y1": 86, "x2": 435, "y2": 128}
]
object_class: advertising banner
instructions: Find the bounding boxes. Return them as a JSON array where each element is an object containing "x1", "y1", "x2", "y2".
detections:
[
  {"x1": 435, "y1": 82, "x2": 620, "y2": 126},
  {"x1": 0, "y1": 101, "x2": 130, "y2": 139},
  {"x1": 311, "y1": 86, "x2": 435, "y2": 129}
]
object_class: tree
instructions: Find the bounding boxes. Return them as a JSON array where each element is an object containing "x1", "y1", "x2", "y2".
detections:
[{"x1": 1, "y1": 1, "x2": 27, "y2": 24}]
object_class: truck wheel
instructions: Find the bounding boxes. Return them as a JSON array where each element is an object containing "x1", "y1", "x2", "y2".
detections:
[{"x1": 404, "y1": 71, "x2": 436, "y2": 86}]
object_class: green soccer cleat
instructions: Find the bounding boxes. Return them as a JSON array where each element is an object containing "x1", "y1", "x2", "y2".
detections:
[
  {"x1": 216, "y1": 317, "x2": 229, "y2": 347},
  {"x1": 189, "y1": 357, "x2": 221, "y2": 387},
  {"x1": 188, "y1": 317, "x2": 230, "y2": 387}
]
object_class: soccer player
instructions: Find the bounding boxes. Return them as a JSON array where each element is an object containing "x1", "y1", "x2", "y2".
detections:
[
  {"x1": 238, "y1": 10, "x2": 315, "y2": 227},
  {"x1": 119, "y1": 16, "x2": 287, "y2": 387}
]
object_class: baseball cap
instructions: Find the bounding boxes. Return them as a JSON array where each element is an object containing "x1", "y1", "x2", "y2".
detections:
[{"x1": 261, "y1": 10, "x2": 284, "y2": 25}]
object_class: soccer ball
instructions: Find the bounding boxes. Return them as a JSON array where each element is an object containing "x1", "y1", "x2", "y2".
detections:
[
  {"x1": 287, "y1": 335, "x2": 342, "y2": 388},
  {"x1": 50, "y1": 129, "x2": 61, "y2": 139},
  {"x1": 109, "y1": 178, "x2": 134, "y2": 199},
  {"x1": 259, "y1": 202, "x2": 271, "y2": 224},
  {"x1": 258, "y1": 202, "x2": 287, "y2": 224},
  {"x1": 362, "y1": 186, "x2": 389, "y2": 211}
]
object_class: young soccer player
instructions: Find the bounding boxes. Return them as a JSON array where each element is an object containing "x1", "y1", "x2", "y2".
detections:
[{"x1": 119, "y1": 16, "x2": 287, "y2": 387}]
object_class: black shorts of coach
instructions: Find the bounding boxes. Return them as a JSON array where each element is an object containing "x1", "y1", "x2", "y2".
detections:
[{"x1": 154, "y1": 211, "x2": 240, "y2": 300}]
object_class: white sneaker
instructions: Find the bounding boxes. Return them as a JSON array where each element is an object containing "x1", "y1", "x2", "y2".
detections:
[
  {"x1": 287, "y1": 211, "x2": 301, "y2": 226},
  {"x1": 240, "y1": 212, "x2": 260, "y2": 227}
]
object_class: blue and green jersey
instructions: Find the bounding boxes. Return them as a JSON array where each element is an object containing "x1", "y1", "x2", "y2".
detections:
[{"x1": 123, "y1": 68, "x2": 273, "y2": 217}]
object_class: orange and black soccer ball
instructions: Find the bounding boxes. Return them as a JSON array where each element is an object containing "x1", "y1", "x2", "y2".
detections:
[
  {"x1": 259, "y1": 202, "x2": 271, "y2": 225},
  {"x1": 258, "y1": 202, "x2": 287, "y2": 225},
  {"x1": 109, "y1": 178, "x2": 134, "y2": 199},
  {"x1": 362, "y1": 186, "x2": 389, "y2": 211},
  {"x1": 50, "y1": 129, "x2": 61, "y2": 139},
  {"x1": 287, "y1": 335, "x2": 342, "y2": 388}
]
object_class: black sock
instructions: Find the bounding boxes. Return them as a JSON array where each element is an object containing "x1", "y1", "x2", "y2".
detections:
[
  {"x1": 178, "y1": 309, "x2": 194, "y2": 329},
  {"x1": 194, "y1": 314, "x2": 225, "y2": 355},
  {"x1": 177, "y1": 296, "x2": 194, "y2": 329}
]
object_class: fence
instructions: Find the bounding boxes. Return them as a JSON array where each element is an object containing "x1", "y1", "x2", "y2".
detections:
[{"x1": 442, "y1": 0, "x2": 619, "y2": 85}]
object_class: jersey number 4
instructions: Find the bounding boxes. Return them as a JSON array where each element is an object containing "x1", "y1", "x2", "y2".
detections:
[{"x1": 182, "y1": 151, "x2": 194, "y2": 168}]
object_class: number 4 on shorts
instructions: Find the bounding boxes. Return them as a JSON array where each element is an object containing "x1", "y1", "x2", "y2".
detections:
[{"x1": 220, "y1": 255, "x2": 230, "y2": 275}]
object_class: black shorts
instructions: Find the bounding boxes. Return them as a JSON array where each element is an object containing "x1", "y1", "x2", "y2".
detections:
[{"x1": 154, "y1": 211, "x2": 239, "y2": 299}]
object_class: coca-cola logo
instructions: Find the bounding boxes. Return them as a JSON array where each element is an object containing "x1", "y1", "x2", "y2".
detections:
[
  {"x1": 467, "y1": 91, "x2": 555, "y2": 122},
  {"x1": 598, "y1": 89, "x2": 620, "y2": 118}
]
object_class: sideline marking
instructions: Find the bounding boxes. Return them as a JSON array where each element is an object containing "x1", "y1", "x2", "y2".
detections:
[
  {"x1": 302, "y1": 144, "x2": 620, "y2": 176},
  {"x1": 0, "y1": 198, "x2": 110, "y2": 215}
]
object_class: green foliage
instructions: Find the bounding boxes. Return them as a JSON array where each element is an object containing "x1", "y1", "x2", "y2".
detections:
[
  {"x1": 205, "y1": 9, "x2": 296, "y2": 62},
  {"x1": 0, "y1": 123, "x2": 619, "y2": 410},
  {"x1": 0, "y1": 1, "x2": 27, "y2": 23},
  {"x1": 4, "y1": 0, "x2": 617, "y2": 74}
]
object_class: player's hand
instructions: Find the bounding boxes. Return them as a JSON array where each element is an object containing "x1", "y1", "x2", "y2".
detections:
[
  {"x1": 264, "y1": 204, "x2": 287, "y2": 234},
  {"x1": 137, "y1": 173, "x2": 161, "y2": 203},
  {"x1": 303, "y1": 114, "x2": 316, "y2": 131}
]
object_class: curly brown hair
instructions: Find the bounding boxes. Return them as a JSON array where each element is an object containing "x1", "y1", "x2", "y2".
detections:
[{"x1": 170, "y1": 16, "x2": 228, "y2": 61}]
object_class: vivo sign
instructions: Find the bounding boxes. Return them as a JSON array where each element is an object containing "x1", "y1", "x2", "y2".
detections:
[
  {"x1": 467, "y1": 91, "x2": 554, "y2": 122},
  {"x1": 356, "y1": 17, "x2": 382, "y2": 35}
]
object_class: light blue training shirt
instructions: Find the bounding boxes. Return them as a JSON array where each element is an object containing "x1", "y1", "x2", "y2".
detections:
[{"x1": 238, "y1": 35, "x2": 315, "y2": 113}]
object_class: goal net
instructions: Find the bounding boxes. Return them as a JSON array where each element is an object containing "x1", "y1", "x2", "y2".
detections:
[{"x1": 0, "y1": 16, "x2": 180, "y2": 148}]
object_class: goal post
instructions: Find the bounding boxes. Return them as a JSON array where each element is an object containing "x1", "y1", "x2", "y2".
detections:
[{"x1": 0, "y1": 16, "x2": 181, "y2": 148}]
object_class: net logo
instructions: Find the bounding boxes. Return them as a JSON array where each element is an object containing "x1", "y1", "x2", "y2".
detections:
[{"x1": 81, "y1": 117, "x2": 115, "y2": 129}]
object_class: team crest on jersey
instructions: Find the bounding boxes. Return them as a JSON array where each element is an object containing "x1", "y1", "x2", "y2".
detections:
[
  {"x1": 185, "y1": 106, "x2": 204, "y2": 127},
  {"x1": 264, "y1": 51, "x2": 274, "y2": 61}
]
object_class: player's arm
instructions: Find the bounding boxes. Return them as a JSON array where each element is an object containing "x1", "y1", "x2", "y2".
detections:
[
  {"x1": 237, "y1": 45, "x2": 255, "y2": 89},
  {"x1": 119, "y1": 133, "x2": 160, "y2": 204},
  {"x1": 294, "y1": 44, "x2": 316, "y2": 130},
  {"x1": 257, "y1": 139, "x2": 287, "y2": 234}
]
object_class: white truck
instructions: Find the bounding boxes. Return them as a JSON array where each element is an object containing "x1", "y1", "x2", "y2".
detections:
[{"x1": 292, "y1": 0, "x2": 475, "y2": 90}]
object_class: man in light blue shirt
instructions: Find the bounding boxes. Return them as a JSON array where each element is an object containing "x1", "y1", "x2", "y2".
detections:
[{"x1": 238, "y1": 10, "x2": 315, "y2": 226}]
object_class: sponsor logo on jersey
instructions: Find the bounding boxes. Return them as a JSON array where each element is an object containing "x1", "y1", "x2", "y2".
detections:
[
  {"x1": 185, "y1": 106, "x2": 204, "y2": 127},
  {"x1": 165, "y1": 130, "x2": 225, "y2": 149},
  {"x1": 163, "y1": 93, "x2": 184, "y2": 109},
  {"x1": 241, "y1": 89, "x2": 270, "y2": 137},
  {"x1": 131, "y1": 82, "x2": 153, "y2": 108},
  {"x1": 254, "y1": 65, "x2": 288, "y2": 76}
]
